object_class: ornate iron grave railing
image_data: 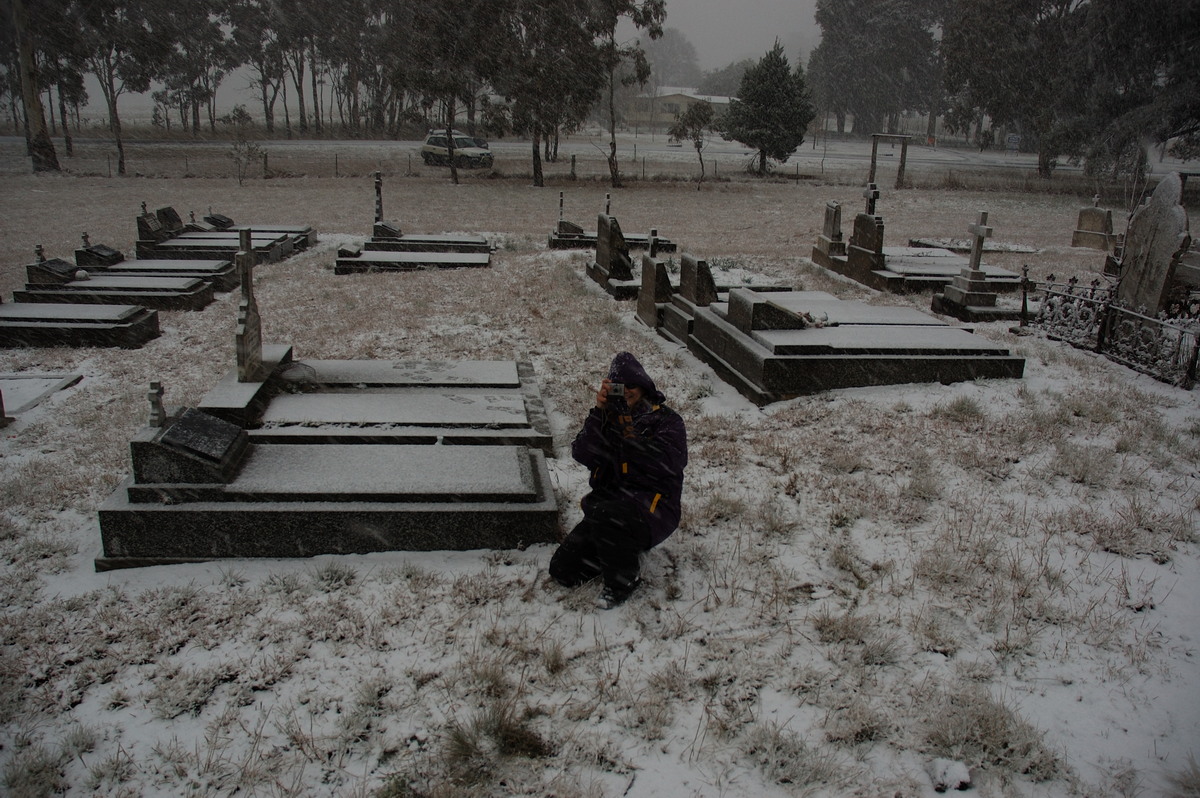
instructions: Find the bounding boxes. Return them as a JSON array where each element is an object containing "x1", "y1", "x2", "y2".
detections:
[{"x1": 1020, "y1": 271, "x2": 1199, "y2": 389}]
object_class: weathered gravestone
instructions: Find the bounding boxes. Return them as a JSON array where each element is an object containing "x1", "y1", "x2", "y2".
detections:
[
  {"x1": 1116, "y1": 172, "x2": 1192, "y2": 313},
  {"x1": 1071, "y1": 196, "x2": 1116, "y2": 250},
  {"x1": 587, "y1": 213, "x2": 639, "y2": 298},
  {"x1": 636, "y1": 250, "x2": 674, "y2": 329}
]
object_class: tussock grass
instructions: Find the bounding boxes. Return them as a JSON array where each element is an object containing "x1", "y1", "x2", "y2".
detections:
[
  {"x1": 921, "y1": 684, "x2": 1061, "y2": 781},
  {"x1": 744, "y1": 722, "x2": 845, "y2": 787}
]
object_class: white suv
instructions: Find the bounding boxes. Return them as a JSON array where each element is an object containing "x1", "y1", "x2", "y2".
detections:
[{"x1": 420, "y1": 130, "x2": 493, "y2": 168}]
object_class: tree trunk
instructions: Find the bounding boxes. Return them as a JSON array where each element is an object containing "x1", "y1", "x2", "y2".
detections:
[
  {"x1": 58, "y1": 83, "x2": 73, "y2": 156},
  {"x1": 836, "y1": 111, "x2": 845, "y2": 134},
  {"x1": 291, "y1": 56, "x2": 307, "y2": 134},
  {"x1": 192, "y1": 99, "x2": 200, "y2": 135},
  {"x1": 607, "y1": 65, "x2": 622, "y2": 188},
  {"x1": 758, "y1": 150, "x2": 767, "y2": 176},
  {"x1": 1037, "y1": 148, "x2": 1055, "y2": 179},
  {"x1": 531, "y1": 131, "x2": 543, "y2": 187},
  {"x1": 283, "y1": 80, "x2": 292, "y2": 139},
  {"x1": 12, "y1": 0, "x2": 59, "y2": 171},
  {"x1": 310, "y1": 46, "x2": 321, "y2": 136},
  {"x1": 46, "y1": 88, "x2": 56, "y2": 134},
  {"x1": 108, "y1": 90, "x2": 126, "y2": 175},
  {"x1": 695, "y1": 142, "x2": 704, "y2": 188}
]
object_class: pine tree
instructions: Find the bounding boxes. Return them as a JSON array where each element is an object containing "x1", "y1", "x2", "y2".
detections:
[{"x1": 721, "y1": 43, "x2": 814, "y2": 175}]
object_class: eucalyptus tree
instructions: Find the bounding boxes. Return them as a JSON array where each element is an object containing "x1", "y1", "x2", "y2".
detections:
[
  {"x1": 159, "y1": 0, "x2": 237, "y2": 134},
  {"x1": 410, "y1": 1, "x2": 496, "y2": 184},
  {"x1": 667, "y1": 100, "x2": 714, "y2": 187},
  {"x1": 723, "y1": 42, "x2": 814, "y2": 175},
  {"x1": 942, "y1": 0, "x2": 1088, "y2": 178},
  {"x1": 229, "y1": 0, "x2": 286, "y2": 133},
  {"x1": 24, "y1": 0, "x2": 87, "y2": 155},
  {"x1": 591, "y1": 0, "x2": 665, "y2": 188},
  {"x1": 72, "y1": 0, "x2": 170, "y2": 174},
  {"x1": 808, "y1": 0, "x2": 941, "y2": 135},
  {"x1": 488, "y1": 0, "x2": 606, "y2": 186}
]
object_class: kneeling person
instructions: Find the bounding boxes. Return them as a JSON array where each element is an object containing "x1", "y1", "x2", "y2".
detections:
[{"x1": 550, "y1": 352, "x2": 688, "y2": 608}]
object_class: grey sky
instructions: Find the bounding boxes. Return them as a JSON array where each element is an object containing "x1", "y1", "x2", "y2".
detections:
[{"x1": 661, "y1": 0, "x2": 821, "y2": 70}]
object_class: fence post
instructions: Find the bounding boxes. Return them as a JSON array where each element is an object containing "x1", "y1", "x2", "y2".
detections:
[
  {"x1": 335, "y1": 153, "x2": 339, "y2": 178},
  {"x1": 570, "y1": 154, "x2": 576, "y2": 180}
]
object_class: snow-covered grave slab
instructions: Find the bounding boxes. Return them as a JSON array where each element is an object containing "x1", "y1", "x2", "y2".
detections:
[
  {"x1": 0, "y1": 302, "x2": 160, "y2": 348},
  {"x1": 334, "y1": 248, "x2": 491, "y2": 273},
  {"x1": 99, "y1": 259, "x2": 237, "y2": 291},
  {"x1": 70, "y1": 235, "x2": 239, "y2": 291},
  {"x1": 15, "y1": 273, "x2": 215, "y2": 312},
  {"x1": 97, "y1": 405, "x2": 558, "y2": 570},
  {"x1": 686, "y1": 288, "x2": 1025, "y2": 404},
  {"x1": 0, "y1": 372, "x2": 81, "y2": 413}
]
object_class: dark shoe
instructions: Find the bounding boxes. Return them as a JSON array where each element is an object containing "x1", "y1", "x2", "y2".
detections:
[{"x1": 597, "y1": 577, "x2": 641, "y2": 610}]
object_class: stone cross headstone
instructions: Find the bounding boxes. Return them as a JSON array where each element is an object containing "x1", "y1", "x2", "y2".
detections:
[
  {"x1": 35, "y1": 244, "x2": 45, "y2": 263},
  {"x1": 940, "y1": 211, "x2": 998, "y2": 309},
  {"x1": 148, "y1": 381, "x2": 166, "y2": 427},
  {"x1": 82, "y1": 232, "x2": 90, "y2": 247},
  {"x1": 863, "y1": 183, "x2": 880, "y2": 216},
  {"x1": 558, "y1": 191, "x2": 564, "y2": 224},
  {"x1": 649, "y1": 228, "x2": 660, "y2": 258},
  {"x1": 967, "y1": 211, "x2": 993, "y2": 271},
  {"x1": 1117, "y1": 172, "x2": 1191, "y2": 313},
  {"x1": 235, "y1": 229, "x2": 266, "y2": 382},
  {"x1": 605, "y1": 193, "x2": 611, "y2": 215}
]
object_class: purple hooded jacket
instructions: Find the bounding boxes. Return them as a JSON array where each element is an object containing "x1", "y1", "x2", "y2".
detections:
[{"x1": 571, "y1": 353, "x2": 688, "y2": 546}]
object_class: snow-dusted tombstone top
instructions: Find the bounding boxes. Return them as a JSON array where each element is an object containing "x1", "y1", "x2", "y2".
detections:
[{"x1": 1117, "y1": 172, "x2": 1191, "y2": 313}]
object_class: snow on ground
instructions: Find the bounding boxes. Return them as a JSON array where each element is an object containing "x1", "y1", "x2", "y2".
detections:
[{"x1": 0, "y1": 143, "x2": 1198, "y2": 797}]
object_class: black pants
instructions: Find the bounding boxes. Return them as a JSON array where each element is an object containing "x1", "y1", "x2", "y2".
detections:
[{"x1": 549, "y1": 499, "x2": 651, "y2": 591}]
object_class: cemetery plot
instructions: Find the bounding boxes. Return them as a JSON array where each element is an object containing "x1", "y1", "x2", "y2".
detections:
[
  {"x1": 811, "y1": 187, "x2": 1021, "y2": 294},
  {"x1": 683, "y1": 288, "x2": 1024, "y2": 404},
  {"x1": 334, "y1": 172, "x2": 494, "y2": 271},
  {"x1": 0, "y1": 372, "x2": 82, "y2": 414},
  {"x1": 931, "y1": 212, "x2": 1025, "y2": 322},
  {"x1": 549, "y1": 193, "x2": 676, "y2": 252},
  {"x1": 16, "y1": 274, "x2": 215, "y2": 312},
  {"x1": 198, "y1": 211, "x2": 317, "y2": 249},
  {"x1": 0, "y1": 302, "x2": 159, "y2": 348},
  {"x1": 96, "y1": 245, "x2": 557, "y2": 569},
  {"x1": 98, "y1": 355, "x2": 557, "y2": 568},
  {"x1": 638, "y1": 251, "x2": 793, "y2": 339},
  {"x1": 74, "y1": 234, "x2": 238, "y2": 290},
  {"x1": 135, "y1": 206, "x2": 294, "y2": 263}
]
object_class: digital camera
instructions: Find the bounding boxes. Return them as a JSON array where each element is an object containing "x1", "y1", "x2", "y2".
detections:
[{"x1": 608, "y1": 383, "x2": 625, "y2": 397}]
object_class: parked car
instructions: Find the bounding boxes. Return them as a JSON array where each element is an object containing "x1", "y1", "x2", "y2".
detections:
[{"x1": 421, "y1": 130, "x2": 494, "y2": 168}]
